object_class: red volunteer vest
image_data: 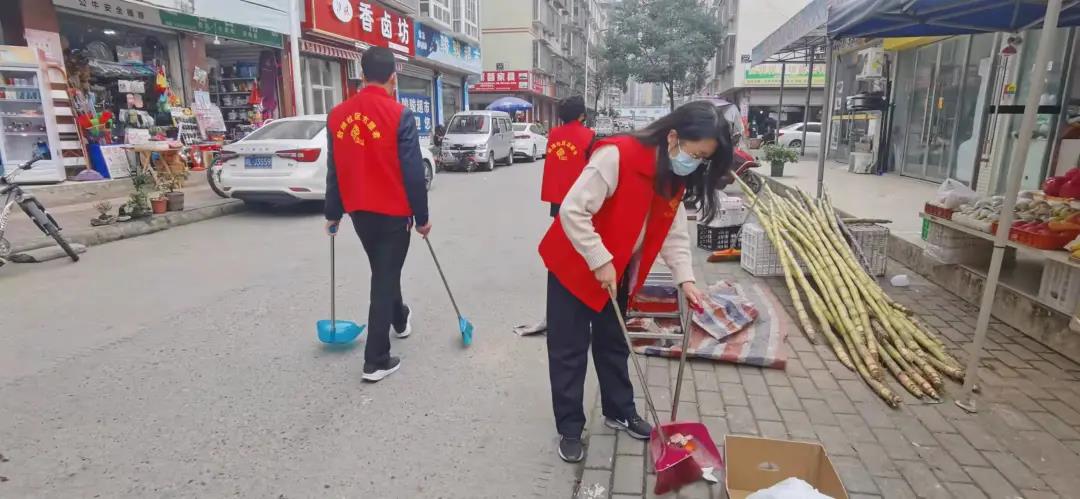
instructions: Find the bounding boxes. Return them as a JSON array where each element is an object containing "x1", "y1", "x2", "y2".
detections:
[
  {"x1": 539, "y1": 136, "x2": 685, "y2": 312},
  {"x1": 541, "y1": 121, "x2": 595, "y2": 204},
  {"x1": 329, "y1": 86, "x2": 410, "y2": 216}
]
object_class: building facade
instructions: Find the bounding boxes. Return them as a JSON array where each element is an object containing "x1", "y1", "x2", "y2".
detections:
[
  {"x1": 706, "y1": 0, "x2": 825, "y2": 138},
  {"x1": 473, "y1": 0, "x2": 604, "y2": 126}
]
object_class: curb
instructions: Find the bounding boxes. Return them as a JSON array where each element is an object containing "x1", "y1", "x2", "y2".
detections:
[{"x1": 12, "y1": 199, "x2": 245, "y2": 254}]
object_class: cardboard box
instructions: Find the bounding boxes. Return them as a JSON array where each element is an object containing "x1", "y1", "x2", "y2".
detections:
[{"x1": 725, "y1": 435, "x2": 848, "y2": 499}]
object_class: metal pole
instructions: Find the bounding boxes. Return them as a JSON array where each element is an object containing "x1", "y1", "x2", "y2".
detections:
[
  {"x1": 802, "y1": 53, "x2": 815, "y2": 156},
  {"x1": 777, "y1": 62, "x2": 786, "y2": 130},
  {"x1": 288, "y1": 0, "x2": 305, "y2": 115},
  {"x1": 957, "y1": 0, "x2": 1064, "y2": 414},
  {"x1": 816, "y1": 43, "x2": 836, "y2": 198},
  {"x1": 585, "y1": 15, "x2": 590, "y2": 107}
]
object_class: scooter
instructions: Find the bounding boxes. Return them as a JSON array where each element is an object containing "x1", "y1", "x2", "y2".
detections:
[{"x1": 732, "y1": 143, "x2": 763, "y2": 194}]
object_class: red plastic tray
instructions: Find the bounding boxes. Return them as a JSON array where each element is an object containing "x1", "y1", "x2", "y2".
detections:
[
  {"x1": 1008, "y1": 227, "x2": 1079, "y2": 250},
  {"x1": 924, "y1": 203, "x2": 954, "y2": 220}
]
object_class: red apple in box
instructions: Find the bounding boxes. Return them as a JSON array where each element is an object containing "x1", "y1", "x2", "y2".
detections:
[
  {"x1": 1044, "y1": 176, "x2": 1068, "y2": 196},
  {"x1": 1061, "y1": 178, "x2": 1080, "y2": 199}
]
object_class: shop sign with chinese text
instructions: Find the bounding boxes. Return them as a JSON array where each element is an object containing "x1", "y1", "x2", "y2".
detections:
[
  {"x1": 470, "y1": 70, "x2": 533, "y2": 93},
  {"x1": 743, "y1": 64, "x2": 826, "y2": 87},
  {"x1": 399, "y1": 93, "x2": 432, "y2": 136},
  {"x1": 304, "y1": 0, "x2": 415, "y2": 57},
  {"x1": 53, "y1": 0, "x2": 163, "y2": 27},
  {"x1": 159, "y1": 11, "x2": 283, "y2": 48},
  {"x1": 414, "y1": 22, "x2": 481, "y2": 75}
]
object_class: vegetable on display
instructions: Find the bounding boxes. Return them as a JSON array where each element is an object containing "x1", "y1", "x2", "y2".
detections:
[{"x1": 737, "y1": 180, "x2": 966, "y2": 407}]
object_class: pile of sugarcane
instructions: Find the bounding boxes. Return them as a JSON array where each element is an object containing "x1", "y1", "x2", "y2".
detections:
[{"x1": 738, "y1": 181, "x2": 965, "y2": 407}]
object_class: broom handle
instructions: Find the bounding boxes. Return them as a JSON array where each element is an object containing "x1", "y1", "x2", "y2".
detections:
[
  {"x1": 426, "y1": 237, "x2": 462, "y2": 319},
  {"x1": 330, "y1": 233, "x2": 336, "y2": 333},
  {"x1": 610, "y1": 294, "x2": 667, "y2": 444},
  {"x1": 671, "y1": 292, "x2": 692, "y2": 421}
]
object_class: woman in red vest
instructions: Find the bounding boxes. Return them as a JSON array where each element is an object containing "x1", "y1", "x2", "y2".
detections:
[{"x1": 539, "y1": 101, "x2": 732, "y2": 462}]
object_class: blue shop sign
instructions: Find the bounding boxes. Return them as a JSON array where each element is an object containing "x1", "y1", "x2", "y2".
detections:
[
  {"x1": 399, "y1": 93, "x2": 433, "y2": 136},
  {"x1": 414, "y1": 22, "x2": 482, "y2": 75}
]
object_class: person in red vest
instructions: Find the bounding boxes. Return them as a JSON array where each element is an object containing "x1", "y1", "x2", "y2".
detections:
[
  {"x1": 324, "y1": 47, "x2": 431, "y2": 383},
  {"x1": 516, "y1": 96, "x2": 596, "y2": 337},
  {"x1": 542, "y1": 95, "x2": 595, "y2": 217},
  {"x1": 540, "y1": 101, "x2": 733, "y2": 462}
]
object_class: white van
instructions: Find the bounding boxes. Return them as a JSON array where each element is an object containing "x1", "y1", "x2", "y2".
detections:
[{"x1": 440, "y1": 110, "x2": 515, "y2": 172}]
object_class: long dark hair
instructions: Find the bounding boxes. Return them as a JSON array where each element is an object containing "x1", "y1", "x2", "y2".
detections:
[{"x1": 625, "y1": 101, "x2": 733, "y2": 223}]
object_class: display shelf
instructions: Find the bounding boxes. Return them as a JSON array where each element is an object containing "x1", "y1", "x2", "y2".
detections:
[
  {"x1": 0, "y1": 85, "x2": 37, "y2": 90},
  {"x1": 3, "y1": 131, "x2": 47, "y2": 137},
  {"x1": 219, "y1": 105, "x2": 252, "y2": 109},
  {"x1": 920, "y1": 212, "x2": 1080, "y2": 270},
  {"x1": 0, "y1": 114, "x2": 45, "y2": 119},
  {"x1": 217, "y1": 77, "x2": 256, "y2": 81},
  {"x1": 0, "y1": 99, "x2": 43, "y2": 103},
  {"x1": 211, "y1": 91, "x2": 251, "y2": 95},
  {"x1": 224, "y1": 119, "x2": 250, "y2": 123}
]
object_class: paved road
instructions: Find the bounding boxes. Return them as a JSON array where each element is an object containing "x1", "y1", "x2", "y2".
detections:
[{"x1": 0, "y1": 159, "x2": 588, "y2": 498}]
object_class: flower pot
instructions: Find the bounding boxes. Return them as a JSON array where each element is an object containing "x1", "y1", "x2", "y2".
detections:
[
  {"x1": 770, "y1": 161, "x2": 785, "y2": 177},
  {"x1": 166, "y1": 191, "x2": 185, "y2": 211},
  {"x1": 151, "y1": 197, "x2": 168, "y2": 214}
]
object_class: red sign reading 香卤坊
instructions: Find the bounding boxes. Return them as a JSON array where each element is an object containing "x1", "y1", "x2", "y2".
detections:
[{"x1": 303, "y1": 0, "x2": 414, "y2": 56}]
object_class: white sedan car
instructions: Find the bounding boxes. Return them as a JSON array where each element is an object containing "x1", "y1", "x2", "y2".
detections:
[
  {"x1": 216, "y1": 115, "x2": 435, "y2": 206},
  {"x1": 777, "y1": 122, "x2": 822, "y2": 149},
  {"x1": 512, "y1": 122, "x2": 548, "y2": 162}
]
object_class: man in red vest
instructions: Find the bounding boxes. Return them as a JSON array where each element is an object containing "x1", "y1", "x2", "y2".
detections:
[
  {"x1": 514, "y1": 96, "x2": 596, "y2": 337},
  {"x1": 541, "y1": 96, "x2": 595, "y2": 217},
  {"x1": 324, "y1": 47, "x2": 431, "y2": 382}
]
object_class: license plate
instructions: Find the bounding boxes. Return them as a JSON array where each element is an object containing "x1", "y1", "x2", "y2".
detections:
[{"x1": 244, "y1": 155, "x2": 273, "y2": 169}]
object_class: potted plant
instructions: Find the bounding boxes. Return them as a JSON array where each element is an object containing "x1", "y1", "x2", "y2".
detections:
[
  {"x1": 90, "y1": 200, "x2": 117, "y2": 226},
  {"x1": 160, "y1": 168, "x2": 185, "y2": 211},
  {"x1": 151, "y1": 194, "x2": 168, "y2": 214},
  {"x1": 762, "y1": 143, "x2": 799, "y2": 177},
  {"x1": 124, "y1": 170, "x2": 153, "y2": 219}
]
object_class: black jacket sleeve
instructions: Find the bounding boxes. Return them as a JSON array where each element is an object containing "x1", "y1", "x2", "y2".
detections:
[
  {"x1": 398, "y1": 109, "x2": 429, "y2": 226},
  {"x1": 324, "y1": 117, "x2": 346, "y2": 221}
]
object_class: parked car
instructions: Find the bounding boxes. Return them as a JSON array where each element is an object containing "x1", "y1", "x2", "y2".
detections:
[
  {"x1": 777, "y1": 122, "x2": 821, "y2": 149},
  {"x1": 216, "y1": 115, "x2": 435, "y2": 206},
  {"x1": 512, "y1": 122, "x2": 548, "y2": 162},
  {"x1": 594, "y1": 116, "x2": 615, "y2": 137},
  {"x1": 439, "y1": 110, "x2": 515, "y2": 172}
]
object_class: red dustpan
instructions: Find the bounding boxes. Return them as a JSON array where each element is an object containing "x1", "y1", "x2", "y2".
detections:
[{"x1": 610, "y1": 294, "x2": 723, "y2": 495}]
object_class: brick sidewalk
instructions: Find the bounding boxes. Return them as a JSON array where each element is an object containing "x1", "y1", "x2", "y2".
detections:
[{"x1": 573, "y1": 257, "x2": 1080, "y2": 499}]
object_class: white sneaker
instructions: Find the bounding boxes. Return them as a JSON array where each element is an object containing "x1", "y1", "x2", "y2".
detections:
[
  {"x1": 395, "y1": 306, "x2": 412, "y2": 338},
  {"x1": 362, "y1": 357, "x2": 401, "y2": 382}
]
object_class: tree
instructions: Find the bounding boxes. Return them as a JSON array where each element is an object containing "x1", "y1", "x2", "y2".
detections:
[
  {"x1": 606, "y1": 0, "x2": 723, "y2": 112},
  {"x1": 590, "y1": 35, "x2": 631, "y2": 116}
]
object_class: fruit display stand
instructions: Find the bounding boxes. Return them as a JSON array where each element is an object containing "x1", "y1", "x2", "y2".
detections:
[{"x1": 920, "y1": 212, "x2": 1080, "y2": 315}]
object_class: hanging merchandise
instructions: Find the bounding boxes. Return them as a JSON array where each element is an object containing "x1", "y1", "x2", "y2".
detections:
[{"x1": 258, "y1": 50, "x2": 279, "y2": 116}]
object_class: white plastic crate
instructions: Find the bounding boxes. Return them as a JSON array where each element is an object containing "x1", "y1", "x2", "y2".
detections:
[
  {"x1": 740, "y1": 223, "x2": 807, "y2": 276},
  {"x1": 1039, "y1": 260, "x2": 1080, "y2": 314},
  {"x1": 924, "y1": 222, "x2": 984, "y2": 249},
  {"x1": 847, "y1": 223, "x2": 889, "y2": 276}
]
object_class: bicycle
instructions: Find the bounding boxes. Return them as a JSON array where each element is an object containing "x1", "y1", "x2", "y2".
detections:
[{"x1": 0, "y1": 156, "x2": 79, "y2": 267}]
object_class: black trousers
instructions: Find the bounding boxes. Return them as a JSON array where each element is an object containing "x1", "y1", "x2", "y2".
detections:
[
  {"x1": 350, "y1": 211, "x2": 411, "y2": 367},
  {"x1": 546, "y1": 273, "x2": 637, "y2": 438},
  {"x1": 549, "y1": 202, "x2": 560, "y2": 218}
]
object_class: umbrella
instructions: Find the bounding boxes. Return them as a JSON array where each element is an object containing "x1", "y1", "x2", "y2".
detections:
[{"x1": 486, "y1": 96, "x2": 533, "y2": 113}]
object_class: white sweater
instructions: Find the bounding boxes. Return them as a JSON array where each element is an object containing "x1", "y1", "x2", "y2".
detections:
[{"x1": 558, "y1": 144, "x2": 696, "y2": 286}]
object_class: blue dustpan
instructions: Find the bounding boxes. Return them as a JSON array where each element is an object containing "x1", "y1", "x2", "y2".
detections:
[
  {"x1": 318, "y1": 319, "x2": 365, "y2": 344},
  {"x1": 317, "y1": 228, "x2": 365, "y2": 344}
]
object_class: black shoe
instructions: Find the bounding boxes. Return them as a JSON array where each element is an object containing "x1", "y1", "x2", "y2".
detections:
[
  {"x1": 361, "y1": 357, "x2": 401, "y2": 382},
  {"x1": 558, "y1": 436, "x2": 584, "y2": 463},
  {"x1": 394, "y1": 306, "x2": 412, "y2": 338},
  {"x1": 604, "y1": 414, "x2": 652, "y2": 440}
]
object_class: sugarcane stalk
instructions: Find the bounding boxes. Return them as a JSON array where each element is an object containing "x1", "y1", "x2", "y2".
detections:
[
  {"x1": 871, "y1": 320, "x2": 939, "y2": 399},
  {"x1": 921, "y1": 352, "x2": 965, "y2": 381},
  {"x1": 872, "y1": 332, "x2": 923, "y2": 398},
  {"x1": 745, "y1": 197, "x2": 818, "y2": 344},
  {"x1": 843, "y1": 318, "x2": 902, "y2": 407},
  {"x1": 778, "y1": 231, "x2": 854, "y2": 370}
]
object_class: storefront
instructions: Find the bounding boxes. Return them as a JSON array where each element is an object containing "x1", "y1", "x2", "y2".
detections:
[
  {"x1": 301, "y1": 0, "x2": 417, "y2": 117},
  {"x1": 469, "y1": 70, "x2": 557, "y2": 127},
  {"x1": 883, "y1": 30, "x2": 1077, "y2": 191},
  {"x1": 412, "y1": 21, "x2": 481, "y2": 128}
]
